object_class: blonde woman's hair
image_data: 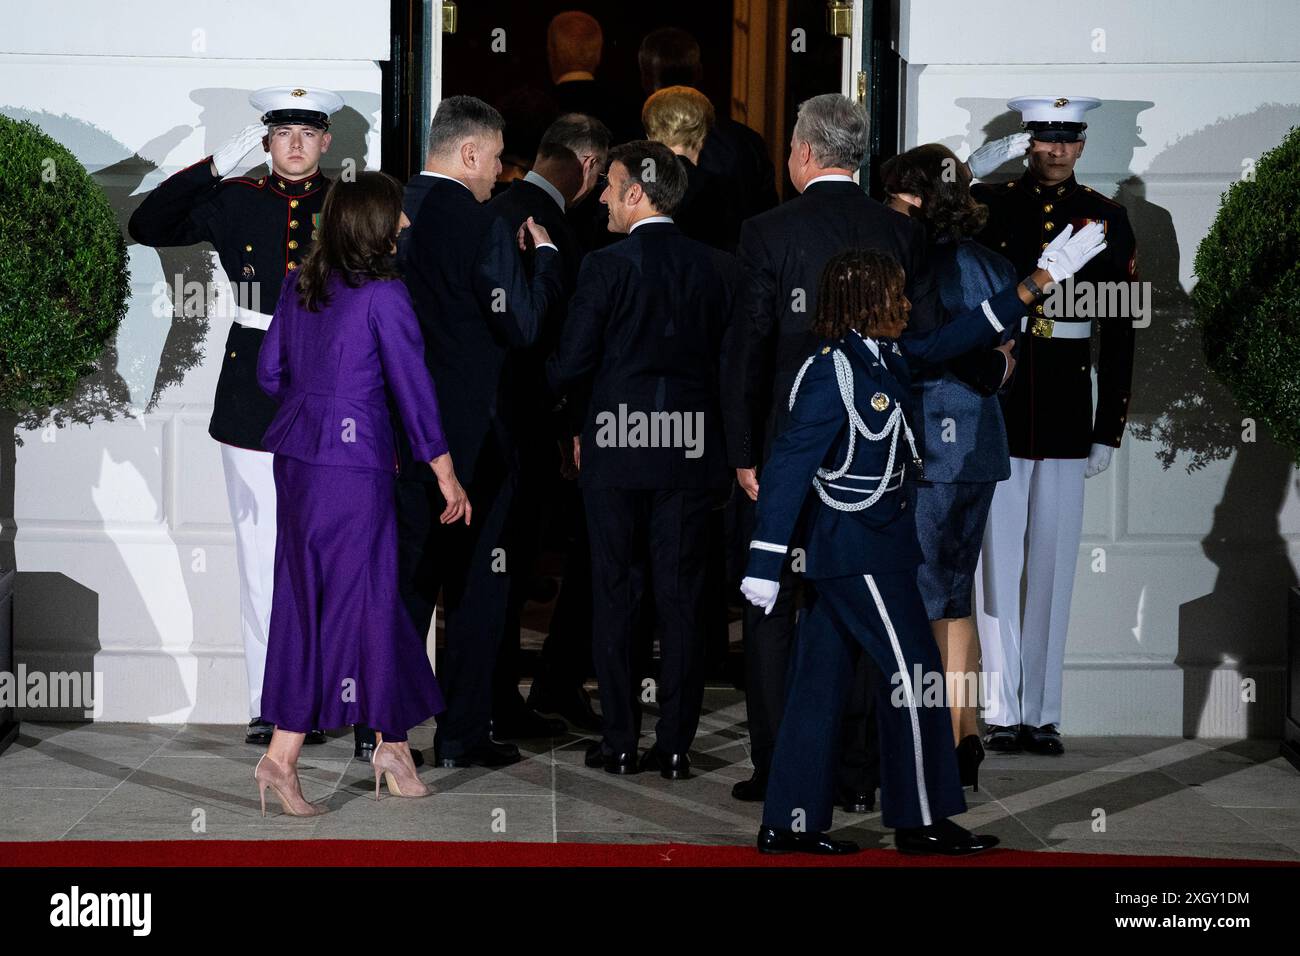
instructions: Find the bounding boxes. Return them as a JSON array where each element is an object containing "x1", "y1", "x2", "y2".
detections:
[{"x1": 641, "y1": 85, "x2": 715, "y2": 154}]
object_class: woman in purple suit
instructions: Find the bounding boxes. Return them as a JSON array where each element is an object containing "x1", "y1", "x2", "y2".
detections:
[{"x1": 253, "y1": 172, "x2": 470, "y2": 816}]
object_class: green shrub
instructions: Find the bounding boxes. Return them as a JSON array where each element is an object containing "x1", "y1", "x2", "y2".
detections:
[
  {"x1": 1194, "y1": 125, "x2": 1300, "y2": 461},
  {"x1": 0, "y1": 115, "x2": 128, "y2": 414}
]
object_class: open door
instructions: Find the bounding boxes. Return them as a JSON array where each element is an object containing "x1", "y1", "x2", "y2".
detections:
[
  {"x1": 835, "y1": 0, "x2": 900, "y2": 196},
  {"x1": 381, "y1": 0, "x2": 449, "y2": 183}
]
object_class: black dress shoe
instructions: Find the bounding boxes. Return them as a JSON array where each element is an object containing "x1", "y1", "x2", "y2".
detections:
[
  {"x1": 731, "y1": 769, "x2": 767, "y2": 802},
  {"x1": 304, "y1": 729, "x2": 326, "y2": 745},
  {"x1": 956, "y1": 734, "x2": 986, "y2": 790},
  {"x1": 584, "y1": 740, "x2": 639, "y2": 774},
  {"x1": 895, "y1": 818, "x2": 1000, "y2": 856},
  {"x1": 245, "y1": 718, "x2": 274, "y2": 745},
  {"x1": 490, "y1": 706, "x2": 567, "y2": 740},
  {"x1": 640, "y1": 746, "x2": 691, "y2": 779},
  {"x1": 983, "y1": 723, "x2": 1022, "y2": 752},
  {"x1": 1020, "y1": 723, "x2": 1064, "y2": 755},
  {"x1": 757, "y1": 826, "x2": 860, "y2": 855},
  {"x1": 528, "y1": 681, "x2": 602, "y2": 733},
  {"x1": 434, "y1": 739, "x2": 522, "y2": 768},
  {"x1": 837, "y1": 788, "x2": 876, "y2": 814}
]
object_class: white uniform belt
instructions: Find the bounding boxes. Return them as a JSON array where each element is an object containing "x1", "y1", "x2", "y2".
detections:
[
  {"x1": 820, "y1": 467, "x2": 905, "y2": 496},
  {"x1": 1021, "y1": 315, "x2": 1091, "y2": 339},
  {"x1": 234, "y1": 305, "x2": 274, "y2": 331}
]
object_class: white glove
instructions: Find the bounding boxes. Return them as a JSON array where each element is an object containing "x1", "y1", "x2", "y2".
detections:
[
  {"x1": 1084, "y1": 443, "x2": 1113, "y2": 478},
  {"x1": 967, "y1": 132, "x2": 1031, "y2": 179},
  {"x1": 1037, "y1": 221, "x2": 1107, "y2": 283},
  {"x1": 740, "y1": 576, "x2": 779, "y2": 616},
  {"x1": 211, "y1": 123, "x2": 267, "y2": 177}
]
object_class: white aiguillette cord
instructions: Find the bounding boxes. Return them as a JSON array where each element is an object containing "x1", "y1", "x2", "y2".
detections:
[{"x1": 788, "y1": 348, "x2": 921, "y2": 513}]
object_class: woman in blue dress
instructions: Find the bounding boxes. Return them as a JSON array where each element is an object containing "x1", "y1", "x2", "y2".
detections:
[{"x1": 880, "y1": 144, "x2": 1019, "y2": 789}]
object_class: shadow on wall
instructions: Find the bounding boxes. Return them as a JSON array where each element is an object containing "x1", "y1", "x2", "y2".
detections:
[
  {"x1": 1140, "y1": 104, "x2": 1300, "y2": 738},
  {"x1": 0, "y1": 93, "x2": 374, "y2": 723},
  {"x1": 950, "y1": 98, "x2": 1299, "y2": 738}
]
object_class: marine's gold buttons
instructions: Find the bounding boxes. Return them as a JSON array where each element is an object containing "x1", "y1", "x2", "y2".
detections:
[
  {"x1": 287, "y1": 240, "x2": 298, "y2": 250},
  {"x1": 289, "y1": 199, "x2": 299, "y2": 208},
  {"x1": 244, "y1": 244, "x2": 253, "y2": 252},
  {"x1": 229, "y1": 351, "x2": 237, "y2": 358},
  {"x1": 289, "y1": 220, "x2": 300, "y2": 229},
  {"x1": 287, "y1": 261, "x2": 297, "y2": 270},
  {"x1": 1043, "y1": 203, "x2": 1053, "y2": 213},
  {"x1": 1044, "y1": 221, "x2": 1055, "y2": 231}
]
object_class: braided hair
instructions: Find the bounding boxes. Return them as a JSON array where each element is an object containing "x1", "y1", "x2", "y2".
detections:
[{"x1": 811, "y1": 248, "x2": 907, "y2": 340}]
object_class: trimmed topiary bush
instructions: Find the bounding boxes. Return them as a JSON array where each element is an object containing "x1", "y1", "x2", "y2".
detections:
[
  {"x1": 1194, "y1": 125, "x2": 1300, "y2": 461},
  {"x1": 0, "y1": 114, "x2": 128, "y2": 414}
]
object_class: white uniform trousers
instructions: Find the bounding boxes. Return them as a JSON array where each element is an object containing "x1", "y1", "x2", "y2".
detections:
[
  {"x1": 219, "y1": 443, "x2": 277, "y2": 719},
  {"x1": 974, "y1": 455, "x2": 1086, "y2": 729}
]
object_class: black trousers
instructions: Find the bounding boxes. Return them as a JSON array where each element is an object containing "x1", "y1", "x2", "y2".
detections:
[
  {"x1": 584, "y1": 485, "x2": 714, "y2": 755},
  {"x1": 762, "y1": 571, "x2": 965, "y2": 831},
  {"x1": 493, "y1": 435, "x2": 594, "y2": 709},
  {"x1": 535, "y1": 483, "x2": 595, "y2": 689},
  {"x1": 739, "y1": 496, "x2": 880, "y2": 793},
  {"x1": 358, "y1": 441, "x2": 515, "y2": 758}
]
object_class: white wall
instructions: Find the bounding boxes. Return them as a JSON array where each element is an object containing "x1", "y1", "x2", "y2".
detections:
[
  {"x1": 2, "y1": 0, "x2": 388, "y2": 722},
  {"x1": 900, "y1": 0, "x2": 1300, "y2": 735}
]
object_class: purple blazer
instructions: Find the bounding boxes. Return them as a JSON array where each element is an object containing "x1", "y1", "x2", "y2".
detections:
[{"x1": 256, "y1": 272, "x2": 448, "y2": 473}]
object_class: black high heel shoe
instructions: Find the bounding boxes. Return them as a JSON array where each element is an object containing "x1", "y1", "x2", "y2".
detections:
[{"x1": 955, "y1": 734, "x2": 985, "y2": 791}]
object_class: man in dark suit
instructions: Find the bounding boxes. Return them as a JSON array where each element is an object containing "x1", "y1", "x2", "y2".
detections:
[
  {"x1": 392, "y1": 95, "x2": 564, "y2": 769},
  {"x1": 544, "y1": 11, "x2": 639, "y2": 253},
  {"x1": 548, "y1": 141, "x2": 736, "y2": 779},
  {"x1": 546, "y1": 11, "x2": 641, "y2": 144},
  {"x1": 638, "y1": 27, "x2": 778, "y2": 222},
  {"x1": 725, "y1": 93, "x2": 944, "y2": 807},
  {"x1": 487, "y1": 114, "x2": 610, "y2": 738}
]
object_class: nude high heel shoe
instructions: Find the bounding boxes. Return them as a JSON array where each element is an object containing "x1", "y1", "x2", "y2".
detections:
[
  {"x1": 254, "y1": 753, "x2": 328, "y2": 817},
  {"x1": 372, "y1": 740, "x2": 431, "y2": 799}
]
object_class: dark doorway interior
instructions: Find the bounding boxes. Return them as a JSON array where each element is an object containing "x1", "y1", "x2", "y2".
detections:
[{"x1": 442, "y1": 1, "x2": 733, "y2": 135}]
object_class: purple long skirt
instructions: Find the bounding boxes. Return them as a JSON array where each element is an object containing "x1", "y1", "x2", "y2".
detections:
[{"x1": 260, "y1": 455, "x2": 444, "y2": 738}]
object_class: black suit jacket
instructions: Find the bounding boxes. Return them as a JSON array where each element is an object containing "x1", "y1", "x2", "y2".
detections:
[
  {"x1": 675, "y1": 156, "x2": 742, "y2": 254},
  {"x1": 399, "y1": 174, "x2": 563, "y2": 484},
  {"x1": 699, "y1": 117, "x2": 778, "y2": 222},
  {"x1": 724, "y1": 179, "x2": 942, "y2": 469},
  {"x1": 487, "y1": 177, "x2": 585, "y2": 438},
  {"x1": 547, "y1": 221, "x2": 737, "y2": 489},
  {"x1": 551, "y1": 78, "x2": 642, "y2": 144}
]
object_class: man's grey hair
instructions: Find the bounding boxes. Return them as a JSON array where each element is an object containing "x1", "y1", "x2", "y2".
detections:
[
  {"x1": 427, "y1": 95, "x2": 505, "y2": 159},
  {"x1": 793, "y1": 94, "x2": 870, "y2": 170}
]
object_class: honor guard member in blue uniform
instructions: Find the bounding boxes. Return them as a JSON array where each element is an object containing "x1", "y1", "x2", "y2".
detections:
[
  {"x1": 128, "y1": 86, "x2": 343, "y2": 744},
  {"x1": 969, "y1": 96, "x2": 1139, "y2": 757},
  {"x1": 742, "y1": 225, "x2": 1107, "y2": 855}
]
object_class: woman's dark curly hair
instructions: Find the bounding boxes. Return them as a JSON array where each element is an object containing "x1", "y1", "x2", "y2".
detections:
[
  {"x1": 880, "y1": 143, "x2": 987, "y2": 243},
  {"x1": 811, "y1": 248, "x2": 907, "y2": 340},
  {"x1": 294, "y1": 170, "x2": 405, "y2": 312}
]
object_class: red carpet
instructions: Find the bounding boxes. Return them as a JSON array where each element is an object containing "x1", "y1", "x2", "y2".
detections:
[{"x1": 1, "y1": 840, "x2": 1294, "y2": 867}]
